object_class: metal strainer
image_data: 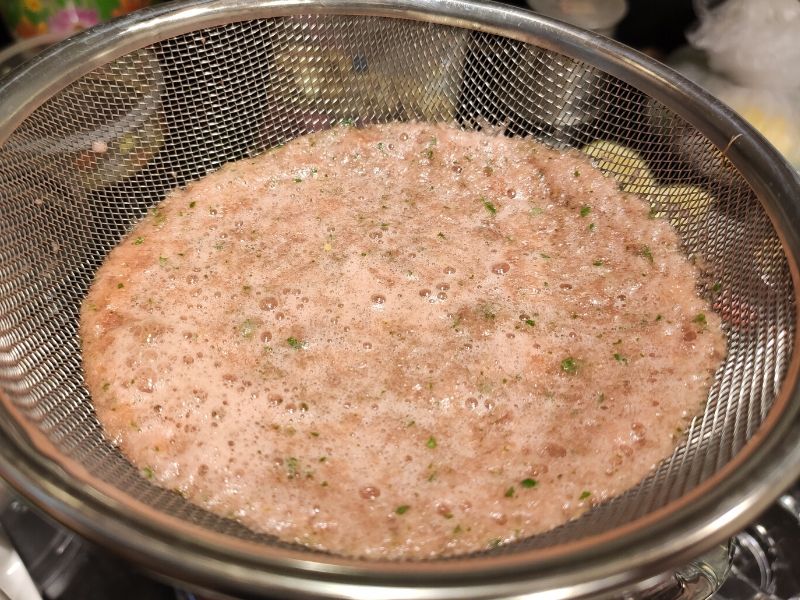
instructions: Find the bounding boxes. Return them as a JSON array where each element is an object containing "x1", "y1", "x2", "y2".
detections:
[{"x1": 0, "y1": 1, "x2": 799, "y2": 598}]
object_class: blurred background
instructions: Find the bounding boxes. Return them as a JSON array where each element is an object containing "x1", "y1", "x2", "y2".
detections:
[
  {"x1": 0, "y1": 0, "x2": 695, "y2": 54},
  {"x1": 3, "y1": 0, "x2": 796, "y2": 168},
  {"x1": 0, "y1": 1, "x2": 797, "y2": 599}
]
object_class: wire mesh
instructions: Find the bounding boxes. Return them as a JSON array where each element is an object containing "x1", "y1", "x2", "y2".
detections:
[{"x1": 0, "y1": 13, "x2": 793, "y2": 559}]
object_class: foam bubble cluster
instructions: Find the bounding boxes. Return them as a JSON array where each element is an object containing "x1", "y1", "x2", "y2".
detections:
[{"x1": 81, "y1": 122, "x2": 726, "y2": 559}]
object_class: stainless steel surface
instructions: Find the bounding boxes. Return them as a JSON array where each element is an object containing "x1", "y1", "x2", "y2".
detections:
[
  {"x1": 716, "y1": 487, "x2": 800, "y2": 600},
  {"x1": 0, "y1": 1, "x2": 799, "y2": 599},
  {"x1": 0, "y1": 482, "x2": 43, "y2": 600}
]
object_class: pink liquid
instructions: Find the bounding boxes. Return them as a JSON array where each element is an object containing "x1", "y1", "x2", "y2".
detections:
[{"x1": 81, "y1": 123, "x2": 725, "y2": 558}]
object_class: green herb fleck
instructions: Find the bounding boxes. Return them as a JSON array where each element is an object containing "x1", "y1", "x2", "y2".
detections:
[
  {"x1": 482, "y1": 198, "x2": 497, "y2": 215},
  {"x1": 287, "y1": 337, "x2": 306, "y2": 350},
  {"x1": 524, "y1": 319, "x2": 535, "y2": 327},
  {"x1": 712, "y1": 282, "x2": 722, "y2": 293},
  {"x1": 560, "y1": 357, "x2": 578, "y2": 374},
  {"x1": 158, "y1": 256, "x2": 168, "y2": 267},
  {"x1": 309, "y1": 431, "x2": 320, "y2": 437},
  {"x1": 151, "y1": 207, "x2": 166, "y2": 226},
  {"x1": 488, "y1": 537, "x2": 502, "y2": 549},
  {"x1": 117, "y1": 283, "x2": 125, "y2": 289},
  {"x1": 141, "y1": 466, "x2": 154, "y2": 479},
  {"x1": 293, "y1": 176, "x2": 303, "y2": 183},
  {"x1": 579, "y1": 490, "x2": 592, "y2": 500},
  {"x1": 426, "y1": 436, "x2": 437, "y2": 449},
  {"x1": 579, "y1": 205, "x2": 591, "y2": 217},
  {"x1": 453, "y1": 524, "x2": 463, "y2": 534},
  {"x1": 395, "y1": 505, "x2": 410, "y2": 515},
  {"x1": 592, "y1": 259, "x2": 604, "y2": 266},
  {"x1": 340, "y1": 117, "x2": 355, "y2": 127},
  {"x1": 504, "y1": 486, "x2": 515, "y2": 498},
  {"x1": 437, "y1": 232, "x2": 446, "y2": 239},
  {"x1": 286, "y1": 457, "x2": 299, "y2": 477},
  {"x1": 613, "y1": 353, "x2": 628, "y2": 364},
  {"x1": 239, "y1": 319, "x2": 256, "y2": 339},
  {"x1": 693, "y1": 313, "x2": 707, "y2": 327},
  {"x1": 656, "y1": 314, "x2": 663, "y2": 321},
  {"x1": 597, "y1": 393, "x2": 605, "y2": 405},
  {"x1": 540, "y1": 252, "x2": 551, "y2": 259},
  {"x1": 133, "y1": 237, "x2": 144, "y2": 245},
  {"x1": 640, "y1": 245, "x2": 654, "y2": 263},
  {"x1": 102, "y1": 382, "x2": 111, "y2": 391},
  {"x1": 588, "y1": 222, "x2": 596, "y2": 231},
  {"x1": 189, "y1": 201, "x2": 196, "y2": 208},
  {"x1": 520, "y1": 478, "x2": 538, "y2": 488},
  {"x1": 574, "y1": 169, "x2": 581, "y2": 178}
]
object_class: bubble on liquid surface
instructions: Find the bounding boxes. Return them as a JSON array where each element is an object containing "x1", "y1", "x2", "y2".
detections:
[
  {"x1": 359, "y1": 486, "x2": 380, "y2": 500},
  {"x1": 491, "y1": 262, "x2": 510, "y2": 275},
  {"x1": 260, "y1": 297, "x2": 278, "y2": 311}
]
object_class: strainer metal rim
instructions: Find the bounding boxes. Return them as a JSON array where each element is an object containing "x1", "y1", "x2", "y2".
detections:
[{"x1": 1, "y1": 1, "x2": 800, "y2": 598}]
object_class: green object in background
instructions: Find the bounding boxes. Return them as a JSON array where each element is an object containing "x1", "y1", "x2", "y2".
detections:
[{"x1": 1, "y1": 0, "x2": 155, "y2": 39}]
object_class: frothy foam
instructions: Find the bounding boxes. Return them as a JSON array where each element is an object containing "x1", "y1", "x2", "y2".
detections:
[{"x1": 81, "y1": 123, "x2": 726, "y2": 559}]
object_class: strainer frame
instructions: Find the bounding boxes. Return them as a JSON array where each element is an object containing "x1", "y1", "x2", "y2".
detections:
[{"x1": 1, "y1": 1, "x2": 800, "y2": 598}]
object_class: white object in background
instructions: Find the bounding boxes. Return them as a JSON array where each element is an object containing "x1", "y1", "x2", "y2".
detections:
[
  {"x1": 675, "y1": 0, "x2": 800, "y2": 169},
  {"x1": 0, "y1": 527, "x2": 42, "y2": 600},
  {"x1": 525, "y1": 0, "x2": 628, "y2": 36},
  {"x1": 690, "y1": 0, "x2": 800, "y2": 90}
]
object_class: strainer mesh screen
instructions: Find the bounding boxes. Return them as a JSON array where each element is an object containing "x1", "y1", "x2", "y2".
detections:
[{"x1": 0, "y1": 15, "x2": 793, "y2": 556}]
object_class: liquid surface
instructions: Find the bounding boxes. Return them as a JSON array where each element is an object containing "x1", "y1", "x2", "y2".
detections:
[{"x1": 80, "y1": 123, "x2": 726, "y2": 559}]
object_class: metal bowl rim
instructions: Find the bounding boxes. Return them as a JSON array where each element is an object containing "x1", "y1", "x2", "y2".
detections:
[{"x1": 1, "y1": 1, "x2": 800, "y2": 598}]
